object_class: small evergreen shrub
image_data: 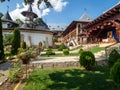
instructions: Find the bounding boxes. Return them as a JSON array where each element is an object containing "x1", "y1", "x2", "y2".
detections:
[
  {"x1": 79, "y1": 48, "x2": 84, "y2": 55},
  {"x1": 58, "y1": 43, "x2": 67, "y2": 51},
  {"x1": 11, "y1": 28, "x2": 20, "y2": 55},
  {"x1": 21, "y1": 41, "x2": 26, "y2": 49},
  {"x1": 46, "y1": 48, "x2": 55, "y2": 56},
  {"x1": 63, "y1": 49, "x2": 69, "y2": 55},
  {"x1": 79, "y1": 51, "x2": 95, "y2": 70},
  {"x1": 110, "y1": 59, "x2": 120, "y2": 89},
  {"x1": 108, "y1": 49, "x2": 120, "y2": 68}
]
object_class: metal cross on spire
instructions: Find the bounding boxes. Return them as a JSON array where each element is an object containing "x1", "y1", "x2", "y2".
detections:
[{"x1": 7, "y1": 5, "x2": 9, "y2": 12}]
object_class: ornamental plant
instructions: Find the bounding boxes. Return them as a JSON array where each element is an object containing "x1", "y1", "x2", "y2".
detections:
[
  {"x1": 46, "y1": 48, "x2": 55, "y2": 57},
  {"x1": 63, "y1": 49, "x2": 69, "y2": 55},
  {"x1": 17, "y1": 50, "x2": 36, "y2": 64},
  {"x1": 11, "y1": 28, "x2": 20, "y2": 55},
  {"x1": 79, "y1": 51, "x2": 95, "y2": 70},
  {"x1": 21, "y1": 41, "x2": 26, "y2": 49},
  {"x1": 110, "y1": 59, "x2": 120, "y2": 89},
  {"x1": 108, "y1": 49, "x2": 120, "y2": 68},
  {"x1": 79, "y1": 48, "x2": 84, "y2": 55}
]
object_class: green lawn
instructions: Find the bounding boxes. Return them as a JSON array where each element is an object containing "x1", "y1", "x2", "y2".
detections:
[
  {"x1": 89, "y1": 47, "x2": 105, "y2": 53},
  {"x1": 23, "y1": 66, "x2": 117, "y2": 90},
  {"x1": 40, "y1": 47, "x2": 105, "y2": 58}
]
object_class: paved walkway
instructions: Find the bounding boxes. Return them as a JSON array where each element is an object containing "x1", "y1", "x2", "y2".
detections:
[{"x1": 0, "y1": 61, "x2": 13, "y2": 85}]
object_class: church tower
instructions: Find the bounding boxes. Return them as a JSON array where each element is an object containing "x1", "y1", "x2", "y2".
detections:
[{"x1": 21, "y1": 4, "x2": 38, "y2": 27}]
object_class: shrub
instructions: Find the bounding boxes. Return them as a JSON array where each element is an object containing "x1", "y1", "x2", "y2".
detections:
[
  {"x1": 79, "y1": 48, "x2": 84, "y2": 55},
  {"x1": 46, "y1": 48, "x2": 55, "y2": 56},
  {"x1": 63, "y1": 49, "x2": 69, "y2": 55},
  {"x1": 110, "y1": 59, "x2": 120, "y2": 89},
  {"x1": 108, "y1": 49, "x2": 120, "y2": 68},
  {"x1": 8, "y1": 62, "x2": 22, "y2": 83},
  {"x1": 21, "y1": 41, "x2": 26, "y2": 49},
  {"x1": 58, "y1": 43, "x2": 67, "y2": 51},
  {"x1": 11, "y1": 28, "x2": 20, "y2": 55},
  {"x1": 79, "y1": 51, "x2": 95, "y2": 70}
]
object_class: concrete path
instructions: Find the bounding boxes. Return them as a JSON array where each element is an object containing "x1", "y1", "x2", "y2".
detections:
[{"x1": 0, "y1": 61, "x2": 13, "y2": 85}]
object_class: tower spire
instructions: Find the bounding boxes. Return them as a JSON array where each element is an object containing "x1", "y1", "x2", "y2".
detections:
[{"x1": 7, "y1": 5, "x2": 9, "y2": 12}]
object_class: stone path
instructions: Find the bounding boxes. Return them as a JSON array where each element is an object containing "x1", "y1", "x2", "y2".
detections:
[{"x1": 0, "y1": 61, "x2": 13, "y2": 85}]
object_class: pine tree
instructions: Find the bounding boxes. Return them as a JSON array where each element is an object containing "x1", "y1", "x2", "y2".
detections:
[
  {"x1": 11, "y1": 28, "x2": 20, "y2": 55},
  {"x1": 0, "y1": 18, "x2": 4, "y2": 60}
]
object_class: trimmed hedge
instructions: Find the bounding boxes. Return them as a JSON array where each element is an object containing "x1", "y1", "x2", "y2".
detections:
[
  {"x1": 79, "y1": 48, "x2": 84, "y2": 55},
  {"x1": 110, "y1": 59, "x2": 120, "y2": 89},
  {"x1": 108, "y1": 49, "x2": 120, "y2": 68},
  {"x1": 79, "y1": 51, "x2": 95, "y2": 70},
  {"x1": 46, "y1": 48, "x2": 55, "y2": 57},
  {"x1": 58, "y1": 43, "x2": 68, "y2": 51},
  {"x1": 63, "y1": 49, "x2": 69, "y2": 55}
]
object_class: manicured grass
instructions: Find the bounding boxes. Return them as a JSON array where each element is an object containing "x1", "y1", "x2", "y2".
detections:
[
  {"x1": 40, "y1": 47, "x2": 105, "y2": 58},
  {"x1": 23, "y1": 66, "x2": 117, "y2": 90},
  {"x1": 89, "y1": 47, "x2": 105, "y2": 53}
]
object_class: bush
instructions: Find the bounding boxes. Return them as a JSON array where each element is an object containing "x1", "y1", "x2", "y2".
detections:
[
  {"x1": 79, "y1": 48, "x2": 84, "y2": 55},
  {"x1": 8, "y1": 62, "x2": 22, "y2": 83},
  {"x1": 46, "y1": 48, "x2": 55, "y2": 56},
  {"x1": 108, "y1": 49, "x2": 120, "y2": 68},
  {"x1": 63, "y1": 49, "x2": 69, "y2": 55},
  {"x1": 79, "y1": 51, "x2": 95, "y2": 70},
  {"x1": 58, "y1": 43, "x2": 68, "y2": 51},
  {"x1": 11, "y1": 28, "x2": 20, "y2": 55},
  {"x1": 110, "y1": 59, "x2": 120, "y2": 89},
  {"x1": 21, "y1": 41, "x2": 26, "y2": 49}
]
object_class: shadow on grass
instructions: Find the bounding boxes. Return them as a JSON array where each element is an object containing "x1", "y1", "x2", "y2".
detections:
[{"x1": 24, "y1": 66, "x2": 117, "y2": 90}]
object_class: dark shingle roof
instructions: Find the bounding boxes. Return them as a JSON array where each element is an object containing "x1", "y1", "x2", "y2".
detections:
[
  {"x1": 21, "y1": 5, "x2": 38, "y2": 18},
  {"x1": 1, "y1": 11, "x2": 13, "y2": 22}
]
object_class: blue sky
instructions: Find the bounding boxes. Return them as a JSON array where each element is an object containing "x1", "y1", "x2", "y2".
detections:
[{"x1": 0, "y1": 0, "x2": 120, "y2": 24}]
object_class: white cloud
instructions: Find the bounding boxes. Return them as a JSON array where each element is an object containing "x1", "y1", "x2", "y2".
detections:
[
  {"x1": 42, "y1": 8, "x2": 50, "y2": 17},
  {"x1": 9, "y1": 0, "x2": 68, "y2": 21},
  {"x1": 49, "y1": 0, "x2": 68, "y2": 12}
]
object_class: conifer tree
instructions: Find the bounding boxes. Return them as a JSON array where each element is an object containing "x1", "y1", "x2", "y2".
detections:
[
  {"x1": 0, "y1": 18, "x2": 4, "y2": 60},
  {"x1": 11, "y1": 28, "x2": 20, "y2": 55}
]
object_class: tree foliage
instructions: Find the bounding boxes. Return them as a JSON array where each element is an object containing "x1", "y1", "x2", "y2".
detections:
[
  {"x1": 3, "y1": 34, "x2": 12, "y2": 46},
  {"x1": 0, "y1": 12, "x2": 3, "y2": 18},
  {"x1": 0, "y1": 0, "x2": 52, "y2": 9},
  {"x1": 11, "y1": 28, "x2": 20, "y2": 55},
  {"x1": 15, "y1": 19, "x2": 23, "y2": 25},
  {"x1": 0, "y1": 18, "x2": 4, "y2": 60}
]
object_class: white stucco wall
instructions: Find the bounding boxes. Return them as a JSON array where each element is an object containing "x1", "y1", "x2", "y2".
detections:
[
  {"x1": 21, "y1": 32, "x2": 53, "y2": 46},
  {"x1": 3, "y1": 31, "x2": 53, "y2": 47}
]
